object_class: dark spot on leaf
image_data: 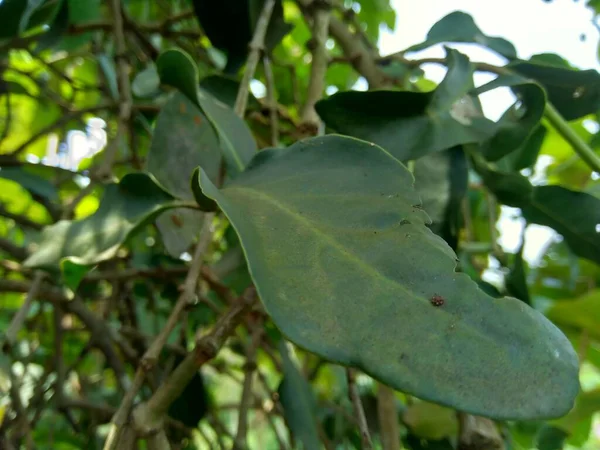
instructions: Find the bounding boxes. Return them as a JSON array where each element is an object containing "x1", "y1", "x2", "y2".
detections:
[
  {"x1": 171, "y1": 214, "x2": 183, "y2": 228},
  {"x1": 194, "y1": 116, "x2": 202, "y2": 125},
  {"x1": 400, "y1": 219, "x2": 410, "y2": 225},
  {"x1": 430, "y1": 294, "x2": 444, "y2": 307},
  {"x1": 179, "y1": 103, "x2": 186, "y2": 114}
]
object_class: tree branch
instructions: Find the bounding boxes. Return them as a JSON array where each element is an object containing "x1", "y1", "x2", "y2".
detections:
[
  {"x1": 133, "y1": 286, "x2": 257, "y2": 434},
  {"x1": 299, "y1": 0, "x2": 331, "y2": 131},
  {"x1": 234, "y1": 0, "x2": 277, "y2": 117},
  {"x1": 104, "y1": 215, "x2": 214, "y2": 448}
]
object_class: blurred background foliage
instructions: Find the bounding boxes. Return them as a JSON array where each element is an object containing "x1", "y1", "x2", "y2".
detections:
[{"x1": 0, "y1": 0, "x2": 599, "y2": 449}]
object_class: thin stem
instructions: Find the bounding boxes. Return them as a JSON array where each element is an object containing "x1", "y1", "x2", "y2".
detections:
[
  {"x1": 377, "y1": 384, "x2": 402, "y2": 450},
  {"x1": 233, "y1": 325, "x2": 263, "y2": 450},
  {"x1": 300, "y1": 0, "x2": 331, "y2": 129},
  {"x1": 545, "y1": 103, "x2": 600, "y2": 174},
  {"x1": 2, "y1": 272, "x2": 45, "y2": 351},
  {"x1": 263, "y1": 55, "x2": 280, "y2": 146},
  {"x1": 234, "y1": 0, "x2": 277, "y2": 117},
  {"x1": 346, "y1": 369, "x2": 373, "y2": 450}
]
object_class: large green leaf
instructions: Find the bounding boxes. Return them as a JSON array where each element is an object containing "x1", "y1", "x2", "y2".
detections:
[
  {"x1": 473, "y1": 74, "x2": 546, "y2": 162},
  {"x1": 277, "y1": 341, "x2": 320, "y2": 450},
  {"x1": 511, "y1": 57, "x2": 600, "y2": 121},
  {"x1": 147, "y1": 91, "x2": 221, "y2": 256},
  {"x1": 157, "y1": 48, "x2": 257, "y2": 173},
  {"x1": 23, "y1": 173, "x2": 181, "y2": 269},
  {"x1": 316, "y1": 49, "x2": 494, "y2": 162},
  {"x1": 196, "y1": 134, "x2": 578, "y2": 419},
  {"x1": 404, "y1": 11, "x2": 517, "y2": 59}
]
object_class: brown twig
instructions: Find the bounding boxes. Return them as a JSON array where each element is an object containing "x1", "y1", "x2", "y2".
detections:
[
  {"x1": 234, "y1": 0, "x2": 277, "y2": 117},
  {"x1": 132, "y1": 286, "x2": 257, "y2": 434},
  {"x1": 346, "y1": 369, "x2": 373, "y2": 450},
  {"x1": 233, "y1": 324, "x2": 263, "y2": 450},
  {"x1": 300, "y1": 0, "x2": 331, "y2": 130}
]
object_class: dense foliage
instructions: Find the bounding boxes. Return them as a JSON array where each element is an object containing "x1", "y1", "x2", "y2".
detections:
[{"x1": 1, "y1": 0, "x2": 600, "y2": 449}]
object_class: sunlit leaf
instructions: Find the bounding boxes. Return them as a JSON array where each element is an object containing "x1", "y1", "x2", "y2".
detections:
[{"x1": 23, "y1": 173, "x2": 181, "y2": 269}]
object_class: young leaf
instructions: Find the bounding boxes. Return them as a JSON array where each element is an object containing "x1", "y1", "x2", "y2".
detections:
[
  {"x1": 511, "y1": 57, "x2": 600, "y2": 121},
  {"x1": 23, "y1": 173, "x2": 181, "y2": 269},
  {"x1": 316, "y1": 49, "x2": 495, "y2": 162},
  {"x1": 195, "y1": 134, "x2": 578, "y2": 420},
  {"x1": 404, "y1": 11, "x2": 517, "y2": 59}
]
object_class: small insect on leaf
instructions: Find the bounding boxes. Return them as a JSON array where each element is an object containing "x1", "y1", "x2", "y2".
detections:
[{"x1": 430, "y1": 294, "x2": 445, "y2": 307}]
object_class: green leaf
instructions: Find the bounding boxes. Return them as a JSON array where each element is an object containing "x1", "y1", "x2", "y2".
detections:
[
  {"x1": 196, "y1": 134, "x2": 578, "y2": 419},
  {"x1": 535, "y1": 425, "x2": 569, "y2": 450},
  {"x1": 199, "y1": 75, "x2": 260, "y2": 110},
  {"x1": 146, "y1": 91, "x2": 221, "y2": 256},
  {"x1": 474, "y1": 74, "x2": 546, "y2": 162},
  {"x1": 0, "y1": 166, "x2": 59, "y2": 202},
  {"x1": 60, "y1": 259, "x2": 93, "y2": 292},
  {"x1": 316, "y1": 49, "x2": 494, "y2": 162},
  {"x1": 505, "y1": 240, "x2": 530, "y2": 305},
  {"x1": 511, "y1": 57, "x2": 600, "y2": 121},
  {"x1": 473, "y1": 158, "x2": 600, "y2": 265},
  {"x1": 157, "y1": 49, "x2": 200, "y2": 108},
  {"x1": 157, "y1": 48, "x2": 257, "y2": 173},
  {"x1": 499, "y1": 124, "x2": 547, "y2": 172},
  {"x1": 403, "y1": 402, "x2": 458, "y2": 440},
  {"x1": 35, "y1": 0, "x2": 69, "y2": 52},
  {"x1": 405, "y1": 11, "x2": 517, "y2": 59},
  {"x1": 277, "y1": 342, "x2": 320, "y2": 450},
  {"x1": 57, "y1": 0, "x2": 101, "y2": 50},
  {"x1": 23, "y1": 173, "x2": 180, "y2": 269},
  {"x1": 132, "y1": 64, "x2": 160, "y2": 98},
  {"x1": 546, "y1": 290, "x2": 600, "y2": 340},
  {"x1": 522, "y1": 186, "x2": 600, "y2": 266},
  {"x1": 414, "y1": 147, "x2": 468, "y2": 250}
]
